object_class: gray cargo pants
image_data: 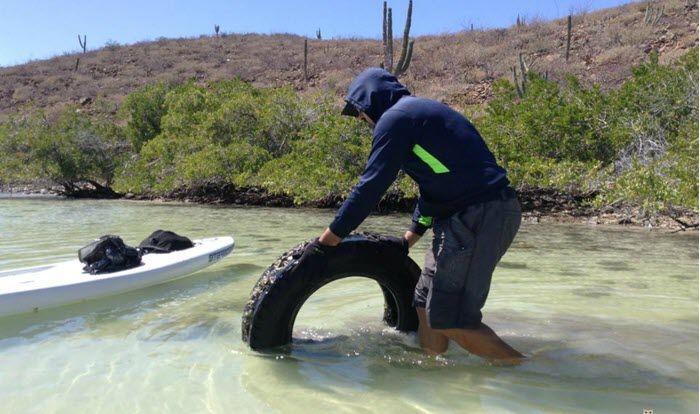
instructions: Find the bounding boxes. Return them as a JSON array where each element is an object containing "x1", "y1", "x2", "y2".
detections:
[{"x1": 413, "y1": 187, "x2": 521, "y2": 329}]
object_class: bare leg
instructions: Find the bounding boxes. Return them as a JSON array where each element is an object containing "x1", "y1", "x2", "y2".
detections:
[
  {"x1": 435, "y1": 323, "x2": 525, "y2": 363},
  {"x1": 416, "y1": 307, "x2": 448, "y2": 354},
  {"x1": 417, "y1": 307, "x2": 524, "y2": 362}
]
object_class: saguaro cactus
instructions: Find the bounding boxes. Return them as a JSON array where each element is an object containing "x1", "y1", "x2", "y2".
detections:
[
  {"x1": 644, "y1": 1, "x2": 664, "y2": 25},
  {"x1": 382, "y1": 2, "x2": 393, "y2": 70},
  {"x1": 382, "y1": 0, "x2": 414, "y2": 77},
  {"x1": 215, "y1": 25, "x2": 220, "y2": 37},
  {"x1": 565, "y1": 15, "x2": 572, "y2": 62},
  {"x1": 303, "y1": 39, "x2": 308, "y2": 82},
  {"x1": 78, "y1": 35, "x2": 86, "y2": 53},
  {"x1": 316, "y1": 28, "x2": 322, "y2": 40},
  {"x1": 511, "y1": 53, "x2": 530, "y2": 98}
]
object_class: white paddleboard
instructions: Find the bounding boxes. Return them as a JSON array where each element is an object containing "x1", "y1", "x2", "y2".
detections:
[{"x1": 0, "y1": 236, "x2": 234, "y2": 317}]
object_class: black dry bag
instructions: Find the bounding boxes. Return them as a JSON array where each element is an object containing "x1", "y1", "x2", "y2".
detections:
[
  {"x1": 78, "y1": 235, "x2": 142, "y2": 274},
  {"x1": 138, "y1": 230, "x2": 194, "y2": 254}
]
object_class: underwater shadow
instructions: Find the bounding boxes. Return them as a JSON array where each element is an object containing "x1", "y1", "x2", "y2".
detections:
[{"x1": 239, "y1": 312, "x2": 698, "y2": 411}]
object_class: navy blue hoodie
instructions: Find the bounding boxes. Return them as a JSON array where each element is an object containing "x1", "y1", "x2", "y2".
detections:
[{"x1": 329, "y1": 68, "x2": 508, "y2": 238}]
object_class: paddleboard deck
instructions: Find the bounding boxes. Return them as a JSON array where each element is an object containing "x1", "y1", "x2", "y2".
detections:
[{"x1": 0, "y1": 236, "x2": 234, "y2": 317}]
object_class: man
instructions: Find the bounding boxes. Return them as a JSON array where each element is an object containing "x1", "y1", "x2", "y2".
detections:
[{"x1": 303, "y1": 68, "x2": 524, "y2": 361}]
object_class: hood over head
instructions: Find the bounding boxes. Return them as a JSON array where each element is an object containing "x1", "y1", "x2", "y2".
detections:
[{"x1": 341, "y1": 68, "x2": 410, "y2": 123}]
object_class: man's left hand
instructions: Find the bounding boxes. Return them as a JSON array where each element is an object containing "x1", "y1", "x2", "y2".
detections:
[
  {"x1": 377, "y1": 235, "x2": 409, "y2": 255},
  {"x1": 404, "y1": 230, "x2": 421, "y2": 248}
]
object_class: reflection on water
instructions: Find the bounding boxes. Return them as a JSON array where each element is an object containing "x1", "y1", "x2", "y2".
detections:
[
  {"x1": 497, "y1": 261, "x2": 528, "y2": 269},
  {"x1": 0, "y1": 198, "x2": 697, "y2": 413},
  {"x1": 571, "y1": 287, "x2": 611, "y2": 298}
]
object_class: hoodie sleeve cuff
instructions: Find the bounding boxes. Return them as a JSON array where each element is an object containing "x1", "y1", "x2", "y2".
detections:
[
  {"x1": 328, "y1": 219, "x2": 351, "y2": 239},
  {"x1": 409, "y1": 220, "x2": 430, "y2": 236}
]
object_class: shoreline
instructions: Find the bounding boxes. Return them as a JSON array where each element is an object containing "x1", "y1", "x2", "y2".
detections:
[{"x1": 2, "y1": 182, "x2": 697, "y2": 234}]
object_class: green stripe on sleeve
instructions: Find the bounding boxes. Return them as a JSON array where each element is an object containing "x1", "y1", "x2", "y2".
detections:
[
  {"x1": 417, "y1": 215, "x2": 433, "y2": 227},
  {"x1": 412, "y1": 144, "x2": 450, "y2": 174}
]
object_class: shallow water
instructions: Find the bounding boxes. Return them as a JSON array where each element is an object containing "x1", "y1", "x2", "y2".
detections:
[{"x1": 0, "y1": 198, "x2": 697, "y2": 413}]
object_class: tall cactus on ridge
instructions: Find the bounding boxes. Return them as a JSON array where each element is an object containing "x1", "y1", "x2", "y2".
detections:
[
  {"x1": 78, "y1": 35, "x2": 87, "y2": 53},
  {"x1": 303, "y1": 39, "x2": 308, "y2": 82},
  {"x1": 565, "y1": 15, "x2": 572, "y2": 62},
  {"x1": 644, "y1": 1, "x2": 664, "y2": 26},
  {"x1": 511, "y1": 53, "x2": 530, "y2": 98},
  {"x1": 382, "y1": 2, "x2": 393, "y2": 70},
  {"x1": 382, "y1": 0, "x2": 414, "y2": 77}
]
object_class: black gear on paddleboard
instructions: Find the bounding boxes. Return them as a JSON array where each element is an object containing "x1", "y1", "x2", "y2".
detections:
[{"x1": 242, "y1": 233, "x2": 421, "y2": 350}]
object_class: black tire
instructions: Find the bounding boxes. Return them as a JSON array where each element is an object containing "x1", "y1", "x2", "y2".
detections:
[{"x1": 242, "y1": 233, "x2": 421, "y2": 350}]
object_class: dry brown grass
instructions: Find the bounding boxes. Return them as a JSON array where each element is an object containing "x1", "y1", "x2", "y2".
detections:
[{"x1": 0, "y1": 0, "x2": 696, "y2": 118}]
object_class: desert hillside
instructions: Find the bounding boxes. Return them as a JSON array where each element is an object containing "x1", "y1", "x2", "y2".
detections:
[{"x1": 1, "y1": 0, "x2": 697, "y2": 119}]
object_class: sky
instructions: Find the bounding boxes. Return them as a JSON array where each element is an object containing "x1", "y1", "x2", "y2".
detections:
[{"x1": 0, "y1": 0, "x2": 634, "y2": 67}]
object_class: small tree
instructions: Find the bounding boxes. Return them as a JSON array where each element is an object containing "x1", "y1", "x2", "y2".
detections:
[
  {"x1": 16, "y1": 110, "x2": 127, "y2": 196},
  {"x1": 121, "y1": 81, "x2": 173, "y2": 151}
]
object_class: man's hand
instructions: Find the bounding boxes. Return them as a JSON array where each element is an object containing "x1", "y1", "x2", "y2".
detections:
[
  {"x1": 297, "y1": 238, "x2": 338, "y2": 276},
  {"x1": 296, "y1": 228, "x2": 341, "y2": 277},
  {"x1": 377, "y1": 235, "x2": 410, "y2": 255},
  {"x1": 300, "y1": 238, "x2": 338, "y2": 260},
  {"x1": 318, "y1": 228, "x2": 342, "y2": 246},
  {"x1": 404, "y1": 230, "x2": 421, "y2": 248}
]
